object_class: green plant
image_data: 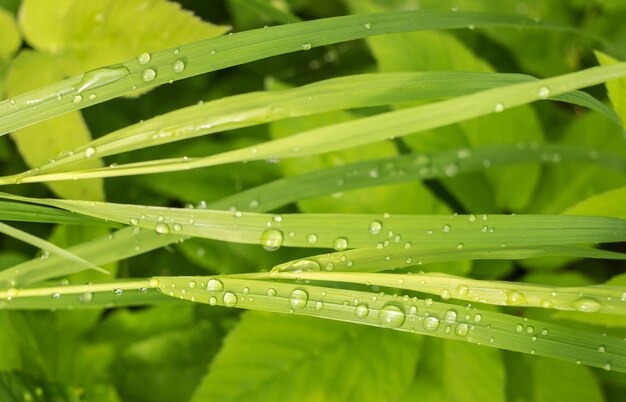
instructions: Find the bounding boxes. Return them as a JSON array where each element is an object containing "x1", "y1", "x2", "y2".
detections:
[{"x1": 0, "y1": 0, "x2": 625, "y2": 401}]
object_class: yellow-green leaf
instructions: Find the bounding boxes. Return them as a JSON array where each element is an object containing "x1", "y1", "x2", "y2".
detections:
[
  {"x1": 0, "y1": 8, "x2": 20, "y2": 62},
  {"x1": 595, "y1": 50, "x2": 626, "y2": 127}
]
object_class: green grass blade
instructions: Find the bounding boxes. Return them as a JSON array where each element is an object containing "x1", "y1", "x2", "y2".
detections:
[
  {"x1": 1, "y1": 193, "x2": 624, "y2": 251},
  {"x1": 0, "y1": 200, "x2": 117, "y2": 226},
  {"x1": 8, "y1": 63, "x2": 626, "y2": 183},
  {"x1": 271, "y1": 245, "x2": 626, "y2": 274},
  {"x1": 210, "y1": 143, "x2": 625, "y2": 212},
  {"x1": 266, "y1": 270, "x2": 626, "y2": 315},
  {"x1": 153, "y1": 275, "x2": 626, "y2": 373},
  {"x1": 3, "y1": 72, "x2": 615, "y2": 181},
  {"x1": 0, "y1": 221, "x2": 109, "y2": 276},
  {"x1": 0, "y1": 10, "x2": 599, "y2": 136}
]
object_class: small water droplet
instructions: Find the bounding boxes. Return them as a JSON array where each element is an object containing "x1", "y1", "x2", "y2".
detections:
[
  {"x1": 456, "y1": 243, "x2": 464, "y2": 250},
  {"x1": 51, "y1": 292, "x2": 61, "y2": 299},
  {"x1": 368, "y1": 220, "x2": 383, "y2": 235},
  {"x1": 454, "y1": 323, "x2": 469, "y2": 337},
  {"x1": 266, "y1": 288, "x2": 277, "y2": 297},
  {"x1": 155, "y1": 222, "x2": 170, "y2": 235},
  {"x1": 507, "y1": 291, "x2": 528, "y2": 305},
  {"x1": 442, "y1": 224, "x2": 451, "y2": 233},
  {"x1": 598, "y1": 345, "x2": 606, "y2": 353},
  {"x1": 260, "y1": 229, "x2": 284, "y2": 251},
  {"x1": 73, "y1": 95, "x2": 83, "y2": 104},
  {"x1": 78, "y1": 292, "x2": 93, "y2": 303},
  {"x1": 494, "y1": 102, "x2": 504, "y2": 113},
  {"x1": 286, "y1": 259, "x2": 321, "y2": 273},
  {"x1": 355, "y1": 304, "x2": 369, "y2": 318},
  {"x1": 364, "y1": 22, "x2": 372, "y2": 29},
  {"x1": 141, "y1": 68, "x2": 157, "y2": 82},
  {"x1": 113, "y1": 288, "x2": 123, "y2": 296},
  {"x1": 302, "y1": 42, "x2": 312, "y2": 50},
  {"x1": 209, "y1": 296, "x2": 217, "y2": 305},
  {"x1": 441, "y1": 290, "x2": 452, "y2": 300},
  {"x1": 188, "y1": 281, "x2": 197, "y2": 289},
  {"x1": 423, "y1": 316, "x2": 440, "y2": 331},
  {"x1": 223, "y1": 292, "x2": 238, "y2": 307},
  {"x1": 515, "y1": 324, "x2": 524, "y2": 333},
  {"x1": 306, "y1": 233, "x2": 318, "y2": 244},
  {"x1": 602, "y1": 362, "x2": 611, "y2": 371},
  {"x1": 207, "y1": 279, "x2": 224, "y2": 291},
  {"x1": 315, "y1": 301, "x2": 324, "y2": 310},
  {"x1": 457, "y1": 285, "x2": 469, "y2": 295},
  {"x1": 289, "y1": 289, "x2": 309, "y2": 309},
  {"x1": 537, "y1": 86, "x2": 550, "y2": 99},
  {"x1": 379, "y1": 304, "x2": 405, "y2": 328},
  {"x1": 172, "y1": 60, "x2": 185, "y2": 73},
  {"x1": 85, "y1": 147, "x2": 97, "y2": 158},
  {"x1": 333, "y1": 237, "x2": 349, "y2": 251},
  {"x1": 172, "y1": 223, "x2": 183, "y2": 232}
]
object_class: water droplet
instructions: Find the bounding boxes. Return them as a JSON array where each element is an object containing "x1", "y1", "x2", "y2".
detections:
[
  {"x1": 208, "y1": 296, "x2": 217, "y2": 305},
  {"x1": 188, "y1": 281, "x2": 197, "y2": 289},
  {"x1": 172, "y1": 60, "x2": 185, "y2": 73},
  {"x1": 574, "y1": 298, "x2": 601, "y2": 313},
  {"x1": 526, "y1": 325, "x2": 534, "y2": 334},
  {"x1": 494, "y1": 102, "x2": 504, "y2": 113},
  {"x1": 506, "y1": 291, "x2": 528, "y2": 305},
  {"x1": 445, "y1": 310, "x2": 457, "y2": 322},
  {"x1": 172, "y1": 223, "x2": 183, "y2": 232},
  {"x1": 355, "y1": 304, "x2": 369, "y2": 318},
  {"x1": 302, "y1": 43, "x2": 312, "y2": 50},
  {"x1": 85, "y1": 147, "x2": 97, "y2": 158},
  {"x1": 266, "y1": 288, "x2": 277, "y2": 297},
  {"x1": 422, "y1": 316, "x2": 440, "y2": 331},
  {"x1": 289, "y1": 289, "x2": 309, "y2": 309},
  {"x1": 473, "y1": 314, "x2": 482, "y2": 323},
  {"x1": 537, "y1": 86, "x2": 550, "y2": 99},
  {"x1": 76, "y1": 65, "x2": 130, "y2": 92},
  {"x1": 51, "y1": 292, "x2": 60, "y2": 299},
  {"x1": 223, "y1": 292, "x2": 238, "y2": 307},
  {"x1": 598, "y1": 345, "x2": 606, "y2": 353},
  {"x1": 456, "y1": 243, "x2": 464, "y2": 250},
  {"x1": 368, "y1": 220, "x2": 383, "y2": 235},
  {"x1": 454, "y1": 323, "x2": 469, "y2": 337},
  {"x1": 441, "y1": 290, "x2": 452, "y2": 300},
  {"x1": 141, "y1": 68, "x2": 157, "y2": 82},
  {"x1": 442, "y1": 224, "x2": 451, "y2": 233},
  {"x1": 333, "y1": 237, "x2": 349, "y2": 251},
  {"x1": 137, "y1": 52, "x2": 151, "y2": 65},
  {"x1": 286, "y1": 259, "x2": 321, "y2": 272},
  {"x1": 154, "y1": 222, "x2": 170, "y2": 235},
  {"x1": 378, "y1": 304, "x2": 405, "y2": 328},
  {"x1": 113, "y1": 288, "x2": 123, "y2": 296},
  {"x1": 515, "y1": 324, "x2": 524, "y2": 333},
  {"x1": 73, "y1": 95, "x2": 83, "y2": 104},
  {"x1": 315, "y1": 301, "x2": 324, "y2": 310},
  {"x1": 364, "y1": 22, "x2": 372, "y2": 29},
  {"x1": 306, "y1": 233, "x2": 318, "y2": 244},
  {"x1": 260, "y1": 229, "x2": 284, "y2": 251},
  {"x1": 207, "y1": 279, "x2": 224, "y2": 291},
  {"x1": 9, "y1": 98, "x2": 16, "y2": 105},
  {"x1": 602, "y1": 362, "x2": 611, "y2": 371},
  {"x1": 424, "y1": 298, "x2": 434, "y2": 307},
  {"x1": 457, "y1": 285, "x2": 469, "y2": 295}
]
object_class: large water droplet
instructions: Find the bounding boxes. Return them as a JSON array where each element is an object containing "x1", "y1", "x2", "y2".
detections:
[
  {"x1": 333, "y1": 237, "x2": 349, "y2": 251},
  {"x1": 445, "y1": 310, "x2": 457, "y2": 323},
  {"x1": 207, "y1": 279, "x2": 224, "y2": 291},
  {"x1": 574, "y1": 298, "x2": 601, "y2": 313},
  {"x1": 260, "y1": 229, "x2": 284, "y2": 251},
  {"x1": 506, "y1": 291, "x2": 528, "y2": 305},
  {"x1": 141, "y1": 68, "x2": 157, "y2": 82},
  {"x1": 378, "y1": 304, "x2": 405, "y2": 328},
  {"x1": 355, "y1": 304, "x2": 369, "y2": 318},
  {"x1": 289, "y1": 289, "x2": 309, "y2": 309},
  {"x1": 223, "y1": 292, "x2": 238, "y2": 307},
  {"x1": 76, "y1": 65, "x2": 130, "y2": 92},
  {"x1": 172, "y1": 60, "x2": 185, "y2": 73},
  {"x1": 368, "y1": 220, "x2": 383, "y2": 235},
  {"x1": 454, "y1": 323, "x2": 469, "y2": 337},
  {"x1": 155, "y1": 222, "x2": 170, "y2": 235},
  {"x1": 422, "y1": 316, "x2": 440, "y2": 331}
]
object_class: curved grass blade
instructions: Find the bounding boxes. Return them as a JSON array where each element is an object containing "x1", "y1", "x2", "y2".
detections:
[
  {"x1": 266, "y1": 270, "x2": 626, "y2": 315},
  {"x1": 4, "y1": 72, "x2": 616, "y2": 182},
  {"x1": 1, "y1": 193, "x2": 623, "y2": 251},
  {"x1": 0, "y1": 221, "x2": 109, "y2": 276},
  {"x1": 0, "y1": 200, "x2": 117, "y2": 226},
  {"x1": 8, "y1": 63, "x2": 626, "y2": 183},
  {"x1": 153, "y1": 275, "x2": 626, "y2": 373},
  {"x1": 0, "y1": 10, "x2": 594, "y2": 136},
  {"x1": 271, "y1": 244, "x2": 626, "y2": 273}
]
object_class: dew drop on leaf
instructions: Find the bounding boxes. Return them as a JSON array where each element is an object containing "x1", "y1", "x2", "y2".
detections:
[
  {"x1": 266, "y1": 288, "x2": 277, "y2": 297},
  {"x1": 289, "y1": 289, "x2": 308, "y2": 309},
  {"x1": 137, "y1": 52, "x2": 151, "y2": 65},
  {"x1": 574, "y1": 298, "x2": 601, "y2": 313},
  {"x1": 260, "y1": 229, "x2": 284, "y2": 251},
  {"x1": 141, "y1": 68, "x2": 157, "y2": 82},
  {"x1": 172, "y1": 60, "x2": 185, "y2": 73},
  {"x1": 154, "y1": 222, "x2": 170, "y2": 235},
  {"x1": 537, "y1": 86, "x2": 551, "y2": 98},
  {"x1": 355, "y1": 304, "x2": 369, "y2": 318},
  {"x1": 286, "y1": 259, "x2": 321, "y2": 272},
  {"x1": 333, "y1": 237, "x2": 349, "y2": 251},
  {"x1": 378, "y1": 304, "x2": 405, "y2": 328},
  {"x1": 85, "y1": 147, "x2": 97, "y2": 158},
  {"x1": 422, "y1": 316, "x2": 440, "y2": 331},
  {"x1": 207, "y1": 279, "x2": 224, "y2": 291},
  {"x1": 223, "y1": 292, "x2": 238, "y2": 307},
  {"x1": 368, "y1": 220, "x2": 382, "y2": 235}
]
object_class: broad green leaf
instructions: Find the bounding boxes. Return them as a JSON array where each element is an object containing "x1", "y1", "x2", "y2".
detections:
[
  {"x1": 531, "y1": 356, "x2": 605, "y2": 402},
  {"x1": 0, "y1": 8, "x2": 19, "y2": 62},
  {"x1": 443, "y1": 341, "x2": 505, "y2": 402},
  {"x1": 18, "y1": 0, "x2": 229, "y2": 76},
  {"x1": 595, "y1": 50, "x2": 626, "y2": 127},
  {"x1": 191, "y1": 312, "x2": 420, "y2": 402},
  {"x1": 113, "y1": 321, "x2": 220, "y2": 402},
  {"x1": 5, "y1": 50, "x2": 104, "y2": 200},
  {"x1": 565, "y1": 186, "x2": 626, "y2": 219}
]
